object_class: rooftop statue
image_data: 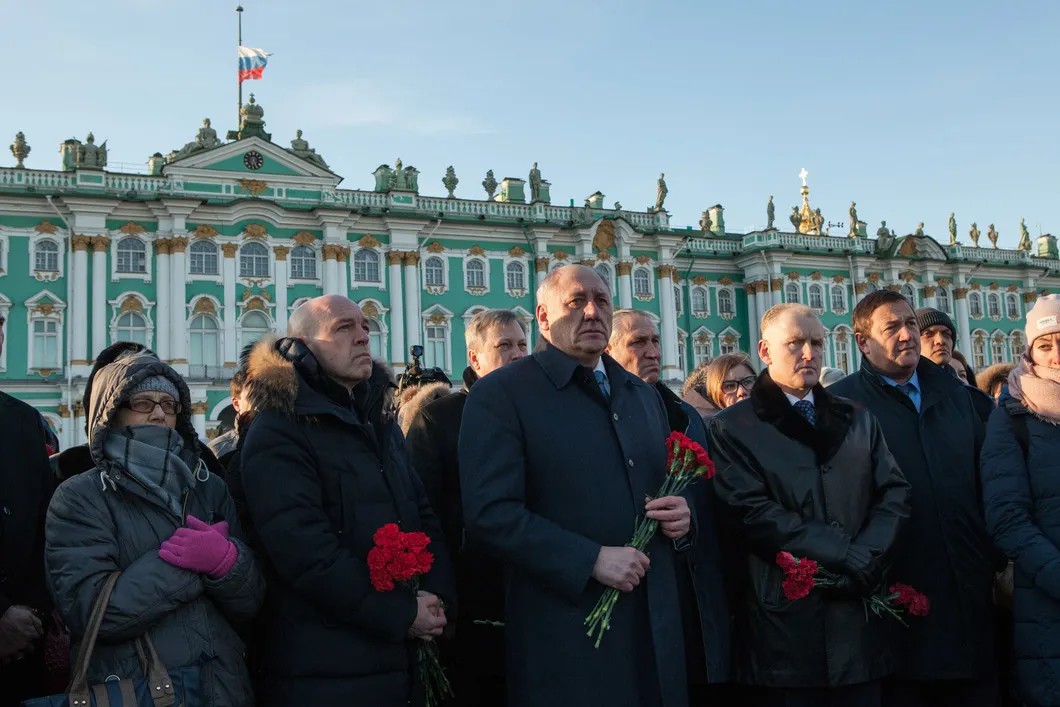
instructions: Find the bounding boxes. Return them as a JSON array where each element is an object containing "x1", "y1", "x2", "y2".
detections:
[
  {"x1": 914, "y1": 222, "x2": 925, "y2": 238},
  {"x1": 969, "y1": 222, "x2": 981, "y2": 248},
  {"x1": 77, "y1": 132, "x2": 107, "y2": 169},
  {"x1": 848, "y1": 201, "x2": 859, "y2": 238},
  {"x1": 948, "y1": 212, "x2": 957, "y2": 246},
  {"x1": 528, "y1": 162, "x2": 543, "y2": 202},
  {"x1": 169, "y1": 118, "x2": 223, "y2": 162},
  {"x1": 813, "y1": 208, "x2": 825, "y2": 235},
  {"x1": 653, "y1": 173, "x2": 668, "y2": 212},
  {"x1": 876, "y1": 221, "x2": 895, "y2": 253},
  {"x1": 443, "y1": 166, "x2": 459, "y2": 198},
  {"x1": 988, "y1": 224, "x2": 999, "y2": 249},
  {"x1": 288, "y1": 129, "x2": 329, "y2": 169},
  {"x1": 789, "y1": 206, "x2": 800, "y2": 231},
  {"x1": 9, "y1": 131, "x2": 29, "y2": 169},
  {"x1": 766, "y1": 196, "x2": 775, "y2": 230},
  {"x1": 1018, "y1": 218, "x2": 1032, "y2": 252},
  {"x1": 701, "y1": 211, "x2": 713, "y2": 233},
  {"x1": 482, "y1": 170, "x2": 498, "y2": 199}
]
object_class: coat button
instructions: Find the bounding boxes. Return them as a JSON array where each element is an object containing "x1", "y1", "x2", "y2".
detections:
[
  {"x1": 1, "y1": 507, "x2": 9, "y2": 516},
  {"x1": 830, "y1": 521, "x2": 841, "y2": 528},
  {"x1": 613, "y1": 413, "x2": 619, "y2": 421},
  {"x1": 628, "y1": 458, "x2": 635, "y2": 468}
]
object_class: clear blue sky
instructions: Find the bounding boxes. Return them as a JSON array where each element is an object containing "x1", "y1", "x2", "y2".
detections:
[{"x1": 2, "y1": 0, "x2": 1056, "y2": 248}]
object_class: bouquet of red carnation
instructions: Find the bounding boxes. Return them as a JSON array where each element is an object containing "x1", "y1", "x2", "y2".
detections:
[
  {"x1": 584, "y1": 431, "x2": 715, "y2": 648},
  {"x1": 367, "y1": 523, "x2": 452, "y2": 706},
  {"x1": 775, "y1": 551, "x2": 930, "y2": 626}
]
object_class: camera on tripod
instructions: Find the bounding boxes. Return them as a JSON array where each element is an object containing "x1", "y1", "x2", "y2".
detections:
[{"x1": 396, "y1": 344, "x2": 451, "y2": 391}]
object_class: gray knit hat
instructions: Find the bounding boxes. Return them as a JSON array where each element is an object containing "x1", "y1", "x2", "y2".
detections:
[
  {"x1": 129, "y1": 374, "x2": 180, "y2": 401},
  {"x1": 915, "y1": 307, "x2": 956, "y2": 340}
]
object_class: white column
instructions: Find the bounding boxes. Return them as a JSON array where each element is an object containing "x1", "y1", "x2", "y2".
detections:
[
  {"x1": 91, "y1": 237, "x2": 108, "y2": 356},
  {"x1": 923, "y1": 285, "x2": 938, "y2": 311},
  {"x1": 191, "y1": 402, "x2": 207, "y2": 440},
  {"x1": 745, "y1": 283, "x2": 761, "y2": 367},
  {"x1": 323, "y1": 246, "x2": 339, "y2": 296},
  {"x1": 71, "y1": 237, "x2": 90, "y2": 364},
  {"x1": 617, "y1": 261, "x2": 633, "y2": 309},
  {"x1": 273, "y1": 246, "x2": 290, "y2": 334},
  {"x1": 771, "y1": 277, "x2": 783, "y2": 306},
  {"x1": 388, "y1": 251, "x2": 406, "y2": 366},
  {"x1": 337, "y1": 247, "x2": 350, "y2": 296},
  {"x1": 154, "y1": 239, "x2": 171, "y2": 359},
  {"x1": 955, "y1": 287, "x2": 972, "y2": 355},
  {"x1": 534, "y1": 258, "x2": 549, "y2": 303},
  {"x1": 72, "y1": 403, "x2": 87, "y2": 447},
  {"x1": 755, "y1": 282, "x2": 771, "y2": 329},
  {"x1": 404, "y1": 252, "x2": 422, "y2": 348},
  {"x1": 657, "y1": 265, "x2": 680, "y2": 379},
  {"x1": 222, "y1": 244, "x2": 238, "y2": 365},
  {"x1": 168, "y1": 237, "x2": 188, "y2": 367}
]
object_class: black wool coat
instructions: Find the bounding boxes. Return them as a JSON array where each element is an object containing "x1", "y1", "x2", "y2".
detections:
[
  {"x1": 237, "y1": 338, "x2": 455, "y2": 707},
  {"x1": 829, "y1": 357, "x2": 998, "y2": 681},
  {"x1": 459, "y1": 345, "x2": 689, "y2": 707},
  {"x1": 708, "y1": 371, "x2": 911, "y2": 687}
]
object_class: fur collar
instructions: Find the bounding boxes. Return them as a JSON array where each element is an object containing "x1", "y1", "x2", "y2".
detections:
[
  {"x1": 750, "y1": 370, "x2": 856, "y2": 464},
  {"x1": 398, "y1": 381, "x2": 454, "y2": 435}
]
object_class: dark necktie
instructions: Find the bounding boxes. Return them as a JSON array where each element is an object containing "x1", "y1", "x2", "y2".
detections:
[
  {"x1": 594, "y1": 369, "x2": 611, "y2": 399},
  {"x1": 794, "y1": 399, "x2": 816, "y2": 426}
]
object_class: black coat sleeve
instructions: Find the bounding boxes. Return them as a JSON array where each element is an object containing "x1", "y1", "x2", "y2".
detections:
[
  {"x1": 405, "y1": 406, "x2": 460, "y2": 559},
  {"x1": 849, "y1": 416, "x2": 912, "y2": 567}
]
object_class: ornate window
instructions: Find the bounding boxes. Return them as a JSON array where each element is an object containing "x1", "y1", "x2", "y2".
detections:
[
  {"x1": 117, "y1": 238, "x2": 146, "y2": 273},
  {"x1": 991, "y1": 335, "x2": 1006, "y2": 364},
  {"x1": 693, "y1": 331, "x2": 712, "y2": 367},
  {"x1": 239, "y1": 242, "x2": 269, "y2": 278},
  {"x1": 425, "y1": 256, "x2": 445, "y2": 287},
  {"x1": 32, "y1": 319, "x2": 61, "y2": 369},
  {"x1": 425, "y1": 325, "x2": 448, "y2": 370},
  {"x1": 719, "y1": 328, "x2": 741, "y2": 355},
  {"x1": 784, "y1": 282, "x2": 800, "y2": 304},
  {"x1": 972, "y1": 331, "x2": 987, "y2": 369},
  {"x1": 936, "y1": 286, "x2": 951, "y2": 314},
  {"x1": 674, "y1": 285, "x2": 683, "y2": 316},
  {"x1": 189, "y1": 314, "x2": 221, "y2": 367},
  {"x1": 987, "y1": 293, "x2": 1002, "y2": 319},
  {"x1": 189, "y1": 241, "x2": 218, "y2": 275},
  {"x1": 633, "y1": 268, "x2": 651, "y2": 297},
  {"x1": 1011, "y1": 331, "x2": 1025, "y2": 360},
  {"x1": 594, "y1": 263, "x2": 612, "y2": 291},
  {"x1": 834, "y1": 326, "x2": 853, "y2": 373},
  {"x1": 808, "y1": 284, "x2": 824, "y2": 311},
  {"x1": 115, "y1": 311, "x2": 149, "y2": 346},
  {"x1": 289, "y1": 245, "x2": 317, "y2": 280},
  {"x1": 353, "y1": 249, "x2": 380, "y2": 283},
  {"x1": 368, "y1": 319, "x2": 384, "y2": 360},
  {"x1": 677, "y1": 331, "x2": 688, "y2": 377},
  {"x1": 969, "y1": 292, "x2": 984, "y2": 319},
  {"x1": 717, "y1": 288, "x2": 734, "y2": 316},
  {"x1": 691, "y1": 287, "x2": 708, "y2": 315},
  {"x1": 901, "y1": 284, "x2": 917, "y2": 308},
  {"x1": 1006, "y1": 293, "x2": 1020, "y2": 320},
  {"x1": 239, "y1": 310, "x2": 271, "y2": 349},
  {"x1": 506, "y1": 261, "x2": 526, "y2": 293},
  {"x1": 34, "y1": 240, "x2": 59, "y2": 272},
  {"x1": 830, "y1": 284, "x2": 847, "y2": 312},
  {"x1": 466, "y1": 259, "x2": 486, "y2": 289}
]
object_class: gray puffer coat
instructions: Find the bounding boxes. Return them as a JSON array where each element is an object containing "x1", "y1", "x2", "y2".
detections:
[{"x1": 45, "y1": 354, "x2": 264, "y2": 707}]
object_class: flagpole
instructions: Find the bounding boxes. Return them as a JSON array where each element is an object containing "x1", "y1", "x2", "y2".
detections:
[{"x1": 236, "y1": 5, "x2": 244, "y2": 124}]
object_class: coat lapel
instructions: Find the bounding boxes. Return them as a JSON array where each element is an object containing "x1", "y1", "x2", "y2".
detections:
[{"x1": 750, "y1": 370, "x2": 855, "y2": 464}]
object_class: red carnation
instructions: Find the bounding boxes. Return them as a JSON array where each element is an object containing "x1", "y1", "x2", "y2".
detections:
[
  {"x1": 890, "y1": 583, "x2": 930, "y2": 617},
  {"x1": 373, "y1": 523, "x2": 403, "y2": 550}
]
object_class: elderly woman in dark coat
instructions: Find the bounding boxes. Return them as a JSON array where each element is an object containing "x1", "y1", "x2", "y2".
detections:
[
  {"x1": 981, "y1": 295, "x2": 1060, "y2": 707},
  {"x1": 44, "y1": 353, "x2": 264, "y2": 707}
]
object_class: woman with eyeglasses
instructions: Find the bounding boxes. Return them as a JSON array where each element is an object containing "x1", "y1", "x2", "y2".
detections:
[
  {"x1": 43, "y1": 353, "x2": 264, "y2": 706},
  {"x1": 682, "y1": 354, "x2": 758, "y2": 421}
]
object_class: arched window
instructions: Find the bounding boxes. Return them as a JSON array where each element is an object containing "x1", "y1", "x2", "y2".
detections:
[
  {"x1": 115, "y1": 311, "x2": 149, "y2": 346},
  {"x1": 674, "y1": 285, "x2": 683, "y2": 316},
  {"x1": 936, "y1": 286, "x2": 951, "y2": 314},
  {"x1": 991, "y1": 336, "x2": 1006, "y2": 363},
  {"x1": 466, "y1": 259, "x2": 486, "y2": 289},
  {"x1": 784, "y1": 282, "x2": 800, "y2": 304},
  {"x1": 289, "y1": 245, "x2": 317, "y2": 279},
  {"x1": 594, "y1": 263, "x2": 612, "y2": 291},
  {"x1": 240, "y1": 311, "x2": 271, "y2": 349},
  {"x1": 117, "y1": 238, "x2": 146, "y2": 273},
  {"x1": 677, "y1": 332, "x2": 688, "y2": 377},
  {"x1": 507, "y1": 261, "x2": 526, "y2": 292},
  {"x1": 189, "y1": 240, "x2": 218, "y2": 275},
  {"x1": 987, "y1": 293, "x2": 1001, "y2": 319},
  {"x1": 1006, "y1": 293, "x2": 1020, "y2": 320},
  {"x1": 808, "y1": 284, "x2": 824, "y2": 311},
  {"x1": 972, "y1": 332, "x2": 987, "y2": 369},
  {"x1": 35, "y1": 240, "x2": 59, "y2": 272},
  {"x1": 425, "y1": 256, "x2": 445, "y2": 287},
  {"x1": 353, "y1": 249, "x2": 380, "y2": 282},
  {"x1": 830, "y1": 284, "x2": 846, "y2": 312},
  {"x1": 691, "y1": 287, "x2": 707, "y2": 314},
  {"x1": 717, "y1": 288, "x2": 734, "y2": 316},
  {"x1": 969, "y1": 292, "x2": 983, "y2": 318},
  {"x1": 239, "y1": 242, "x2": 269, "y2": 278},
  {"x1": 368, "y1": 319, "x2": 384, "y2": 359},
  {"x1": 901, "y1": 284, "x2": 916, "y2": 308},
  {"x1": 189, "y1": 314, "x2": 220, "y2": 367},
  {"x1": 633, "y1": 268, "x2": 651, "y2": 297}
]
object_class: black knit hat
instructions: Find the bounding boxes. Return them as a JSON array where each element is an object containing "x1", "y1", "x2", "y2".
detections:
[
  {"x1": 83, "y1": 342, "x2": 155, "y2": 434},
  {"x1": 915, "y1": 307, "x2": 956, "y2": 341}
]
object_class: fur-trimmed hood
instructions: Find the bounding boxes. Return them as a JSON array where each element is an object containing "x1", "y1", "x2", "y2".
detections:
[{"x1": 397, "y1": 381, "x2": 452, "y2": 435}]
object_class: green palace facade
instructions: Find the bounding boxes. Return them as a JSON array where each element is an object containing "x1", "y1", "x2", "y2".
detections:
[{"x1": 2, "y1": 98, "x2": 1058, "y2": 448}]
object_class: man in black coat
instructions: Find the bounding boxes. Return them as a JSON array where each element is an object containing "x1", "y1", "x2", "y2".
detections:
[
  {"x1": 460, "y1": 265, "x2": 694, "y2": 707},
  {"x1": 238, "y1": 295, "x2": 455, "y2": 706},
  {"x1": 915, "y1": 307, "x2": 994, "y2": 421},
  {"x1": 606, "y1": 308, "x2": 733, "y2": 703},
  {"x1": 404, "y1": 308, "x2": 529, "y2": 705},
  {"x1": 830, "y1": 290, "x2": 999, "y2": 707},
  {"x1": 709, "y1": 303, "x2": 911, "y2": 707},
  {"x1": 0, "y1": 316, "x2": 56, "y2": 705}
]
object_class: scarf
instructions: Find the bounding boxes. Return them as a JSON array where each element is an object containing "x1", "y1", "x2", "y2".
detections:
[
  {"x1": 1008, "y1": 357, "x2": 1060, "y2": 425},
  {"x1": 103, "y1": 425, "x2": 196, "y2": 518}
]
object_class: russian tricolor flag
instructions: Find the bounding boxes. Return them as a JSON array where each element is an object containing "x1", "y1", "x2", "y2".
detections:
[{"x1": 238, "y1": 46, "x2": 270, "y2": 83}]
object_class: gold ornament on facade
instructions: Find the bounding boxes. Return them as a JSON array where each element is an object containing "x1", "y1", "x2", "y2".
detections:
[
  {"x1": 169, "y1": 237, "x2": 188, "y2": 253},
  {"x1": 615, "y1": 261, "x2": 633, "y2": 276},
  {"x1": 592, "y1": 220, "x2": 616, "y2": 253},
  {"x1": 244, "y1": 296, "x2": 266, "y2": 312},
  {"x1": 362, "y1": 302, "x2": 380, "y2": 318},
  {"x1": 901, "y1": 270, "x2": 916, "y2": 282},
  {"x1": 221, "y1": 243, "x2": 239, "y2": 258},
  {"x1": 387, "y1": 250, "x2": 405, "y2": 265},
  {"x1": 468, "y1": 245, "x2": 486, "y2": 256},
  {"x1": 426, "y1": 241, "x2": 445, "y2": 253},
  {"x1": 535, "y1": 257, "x2": 550, "y2": 273},
  {"x1": 938, "y1": 277, "x2": 952, "y2": 286},
  {"x1": 832, "y1": 275, "x2": 846, "y2": 283},
  {"x1": 293, "y1": 231, "x2": 317, "y2": 246},
  {"x1": 723, "y1": 334, "x2": 736, "y2": 345},
  {"x1": 1007, "y1": 284, "x2": 1019, "y2": 293},
  {"x1": 238, "y1": 179, "x2": 269, "y2": 197},
  {"x1": 321, "y1": 245, "x2": 338, "y2": 261},
  {"x1": 744, "y1": 283, "x2": 756, "y2": 295},
  {"x1": 193, "y1": 224, "x2": 219, "y2": 239},
  {"x1": 770, "y1": 278, "x2": 783, "y2": 291},
  {"x1": 989, "y1": 282, "x2": 1000, "y2": 291},
  {"x1": 836, "y1": 331, "x2": 848, "y2": 343},
  {"x1": 954, "y1": 287, "x2": 969, "y2": 300},
  {"x1": 753, "y1": 280, "x2": 769, "y2": 294},
  {"x1": 695, "y1": 332, "x2": 710, "y2": 344},
  {"x1": 404, "y1": 252, "x2": 420, "y2": 266},
  {"x1": 595, "y1": 251, "x2": 611, "y2": 261},
  {"x1": 692, "y1": 275, "x2": 707, "y2": 286},
  {"x1": 854, "y1": 283, "x2": 867, "y2": 294},
  {"x1": 272, "y1": 245, "x2": 290, "y2": 261},
  {"x1": 57, "y1": 403, "x2": 70, "y2": 418},
  {"x1": 336, "y1": 247, "x2": 350, "y2": 263},
  {"x1": 580, "y1": 258, "x2": 595, "y2": 267},
  {"x1": 35, "y1": 221, "x2": 58, "y2": 234},
  {"x1": 553, "y1": 250, "x2": 569, "y2": 261},
  {"x1": 428, "y1": 313, "x2": 447, "y2": 325},
  {"x1": 205, "y1": 427, "x2": 222, "y2": 440},
  {"x1": 33, "y1": 303, "x2": 55, "y2": 315},
  {"x1": 359, "y1": 235, "x2": 382, "y2": 248},
  {"x1": 885, "y1": 284, "x2": 901, "y2": 292},
  {"x1": 119, "y1": 222, "x2": 146, "y2": 235},
  {"x1": 119, "y1": 297, "x2": 144, "y2": 313},
  {"x1": 718, "y1": 276, "x2": 734, "y2": 286},
  {"x1": 1024, "y1": 292, "x2": 1039, "y2": 303},
  {"x1": 656, "y1": 265, "x2": 674, "y2": 279},
  {"x1": 867, "y1": 273, "x2": 881, "y2": 283},
  {"x1": 154, "y1": 238, "x2": 172, "y2": 255},
  {"x1": 923, "y1": 286, "x2": 937, "y2": 297},
  {"x1": 970, "y1": 282, "x2": 981, "y2": 290},
  {"x1": 190, "y1": 401, "x2": 209, "y2": 415},
  {"x1": 91, "y1": 236, "x2": 110, "y2": 252},
  {"x1": 71, "y1": 235, "x2": 93, "y2": 252},
  {"x1": 243, "y1": 223, "x2": 268, "y2": 240},
  {"x1": 635, "y1": 255, "x2": 650, "y2": 265},
  {"x1": 810, "y1": 271, "x2": 822, "y2": 281},
  {"x1": 36, "y1": 369, "x2": 55, "y2": 378},
  {"x1": 787, "y1": 271, "x2": 800, "y2": 280},
  {"x1": 73, "y1": 402, "x2": 84, "y2": 416},
  {"x1": 192, "y1": 298, "x2": 217, "y2": 315}
]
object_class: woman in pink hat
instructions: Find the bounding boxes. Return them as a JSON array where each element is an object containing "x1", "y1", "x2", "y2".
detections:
[{"x1": 980, "y1": 294, "x2": 1060, "y2": 707}]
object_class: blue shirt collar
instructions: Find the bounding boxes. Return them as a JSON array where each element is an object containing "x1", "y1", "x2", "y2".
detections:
[{"x1": 880, "y1": 369, "x2": 920, "y2": 392}]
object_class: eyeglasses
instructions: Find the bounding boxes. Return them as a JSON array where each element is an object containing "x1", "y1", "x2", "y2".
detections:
[
  {"x1": 121, "y1": 397, "x2": 181, "y2": 415},
  {"x1": 720, "y1": 376, "x2": 756, "y2": 395}
]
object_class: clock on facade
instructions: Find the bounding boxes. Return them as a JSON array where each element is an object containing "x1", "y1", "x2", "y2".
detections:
[{"x1": 243, "y1": 151, "x2": 264, "y2": 170}]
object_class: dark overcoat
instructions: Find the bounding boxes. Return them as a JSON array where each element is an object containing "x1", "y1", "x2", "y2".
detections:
[
  {"x1": 829, "y1": 357, "x2": 998, "y2": 680},
  {"x1": 459, "y1": 345, "x2": 688, "y2": 707},
  {"x1": 708, "y1": 371, "x2": 911, "y2": 687},
  {"x1": 981, "y1": 390, "x2": 1060, "y2": 707}
]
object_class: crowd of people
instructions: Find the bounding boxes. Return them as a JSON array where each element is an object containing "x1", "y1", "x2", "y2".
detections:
[{"x1": 2, "y1": 263, "x2": 1060, "y2": 707}]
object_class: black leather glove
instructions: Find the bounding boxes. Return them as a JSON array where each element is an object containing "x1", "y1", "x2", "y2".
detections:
[{"x1": 843, "y1": 544, "x2": 883, "y2": 595}]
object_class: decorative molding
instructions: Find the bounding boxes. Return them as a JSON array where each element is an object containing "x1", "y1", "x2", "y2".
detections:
[
  {"x1": 119, "y1": 222, "x2": 146, "y2": 235},
  {"x1": 954, "y1": 287, "x2": 969, "y2": 300},
  {"x1": 321, "y1": 244, "x2": 339, "y2": 261},
  {"x1": 237, "y1": 179, "x2": 268, "y2": 197},
  {"x1": 243, "y1": 223, "x2": 268, "y2": 240},
  {"x1": 744, "y1": 283, "x2": 756, "y2": 295},
  {"x1": 404, "y1": 252, "x2": 420, "y2": 266},
  {"x1": 615, "y1": 261, "x2": 633, "y2": 276},
  {"x1": 534, "y1": 257, "x2": 549, "y2": 273},
  {"x1": 885, "y1": 284, "x2": 901, "y2": 292},
  {"x1": 244, "y1": 296, "x2": 267, "y2": 312},
  {"x1": 387, "y1": 250, "x2": 405, "y2": 265},
  {"x1": 635, "y1": 255, "x2": 651, "y2": 265},
  {"x1": 193, "y1": 224, "x2": 218, "y2": 239},
  {"x1": 901, "y1": 270, "x2": 916, "y2": 282},
  {"x1": 273, "y1": 245, "x2": 290, "y2": 261},
  {"x1": 362, "y1": 302, "x2": 380, "y2": 318},
  {"x1": 72, "y1": 235, "x2": 92, "y2": 252},
  {"x1": 596, "y1": 251, "x2": 611, "y2": 261},
  {"x1": 832, "y1": 275, "x2": 846, "y2": 283},
  {"x1": 592, "y1": 220, "x2": 616, "y2": 252},
  {"x1": 867, "y1": 273, "x2": 881, "y2": 283},
  {"x1": 718, "y1": 275, "x2": 734, "y2": 286},
  {"x1": 1023, "y1": 292, "x2": 1039, "y2": 303},
  {"x1": 154, "y1": 238, "x2": 172, "y2": 255},
  {"x1": 426, "y1": 241, "x2": 445, "y2": 253},
  {"x1": 989, "y1": 282, "x2": 999, "y2": 291},
  {"x1": 580, "y1": 258, "x2": 595, "y2": 267},
  {"x1": 787, "y1": 271, "x2": 800, "y2": 280},
  {"x1": 656, "y1": 265, "x2": 676, "y2": 279},
  {"x1": 692, "y1": 275, "x2": 707, "y2": 286},
  {"x1": 293, "y1": 231, "x2": 317, "y2": 246},
  {"x1": 91, "y1": 236, "x2": 111, "y2": 252},
  {"x1": 428, "y1": 313, "x2": 447, "y2": 325},
  {"x1": 468, "y1": 245, "x2": 486, "y2": 256},
  {"x1": 190, "y1": 401, "x2": 209, "y2": 415},
  {"x1": 938, "y1": 277, "x2": 952, "y2": 286},
  {"x1": 359, "y1": 235, "x2": 381, "y2": 248},
  {"x1": 1007, "y1": 284, "x2": 1020, "y2": 293},
  {"x1": 336, "y1": 247, "x2": 350, "y2": 263},
  {"x1": 854, "y1": 283, "x2": 867, "y2": 294},
  {"x1": 754, "y1": 280, "x2": 770, "y2": 294},
  {"x1": 119, "y1": 297, "x2": 144, "y2": 313},
  {"x1": 192, "y1": 298, "x2": 216, "y2": 315},
  {"x1": 35, "y1": 221, "x2": 58, "y2": 234},
  {"x1": 922, "y1": 286, "x2": 937, "y2": 297},
  {"x1": 57, "y1": 403, "x2": 71, "y2": 418},
  {"x1": 221, "y1": 243, "x2": 239, "y2": 258},
  {"x1": 169, "y1": 237, "x2": 187, "y2": 253},
  {"x1": 809, "y1": 271, "x2": 822, "y2": 281},
  {"x1": 770, "y1": 278, "x2": 783, "y2": 291},
  {"x1": 554, "y1": 249, "x2": 570, "y2": 261}
]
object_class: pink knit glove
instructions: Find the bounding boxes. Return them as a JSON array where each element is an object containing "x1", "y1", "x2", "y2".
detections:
[{"x1": 159, "y1": 515, "x2": 238, "y2": 579}]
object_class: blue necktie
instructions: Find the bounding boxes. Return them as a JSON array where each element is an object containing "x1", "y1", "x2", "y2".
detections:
[
  {"x1": 594, "y1": 369, "x2": 611, "y2": 399},
  {"x1": 794, "y1": 399, "x2": 816, "y2": 426},
  {"x1": 897, "y1": 382, "x2": 916, "y2": 399}
]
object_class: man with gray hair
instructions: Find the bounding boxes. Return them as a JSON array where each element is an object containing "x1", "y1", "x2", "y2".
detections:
[
  {"x1": 404, "y1": 308, "x2": 528, "y2": 705},
  {"x1": 237, "y1": 294, "x2": 455, "y2": 705},
  {"x1": 709, "y1": 303, "x2": 910, "y2": 706},
  {"x1": 460, "y1": 265, "x2": 695, "y2": 706}
]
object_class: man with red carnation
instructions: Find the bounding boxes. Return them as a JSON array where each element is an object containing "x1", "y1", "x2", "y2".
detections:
[
  {"x1": 237, "y1": 295, "x2": 456, "y2": 706},
  {"x1": 709, "y1": 303, "x2": 911, "y2": 707},
  {"x1": 460, "y1": 265, "x2": 696, "y2": 706}
]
